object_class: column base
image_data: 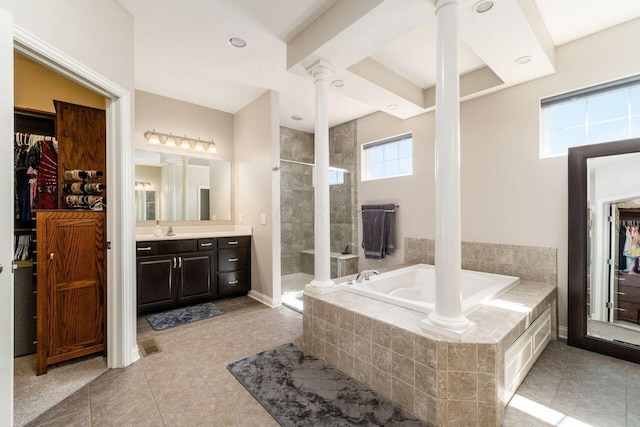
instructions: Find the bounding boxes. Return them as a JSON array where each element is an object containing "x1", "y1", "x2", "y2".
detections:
[
  {"x1": 305, "y1": 280, "x2": 337, "y2": 295},
  {"x1": 421, "y1": 312, "x2": 476, "y2": 339}
]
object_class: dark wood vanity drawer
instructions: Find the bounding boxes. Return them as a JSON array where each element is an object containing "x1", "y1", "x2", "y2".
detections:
[
  {"x1": 136, "y1": 241, "x2": 159, "y2": 256},
  {"x1": 159, "y1": 239, "x2": 197, "y2": 254},
  {"x1": 618, "y1": 300, "x2": 640, "y2": 324},
  {"x1": 217, "y1": 236, "x2": 250, "y2": 249},
  {"x1": 218, "y1": 270, "x2": 249, "y2": 296},
  {"x1": 197, "y1": 238, "x2": 216, "y2": 251},
  {"x1": 218, "y1": 249, "x2": 249, "y2": 272},
  {"x1": 619, "y1": 284, "x2": 640, "y2": 303}
]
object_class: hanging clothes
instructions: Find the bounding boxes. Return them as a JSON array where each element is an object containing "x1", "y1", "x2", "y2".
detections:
[
  {"x1": 14, "y1": 133, "x2": 58, "y2": 220},
  {"x1": 34, "y1": 140, "x2": 58, "y2": 209},
  {"x1": 619, "y1": 225, "x2": 628, "y2": 271}
]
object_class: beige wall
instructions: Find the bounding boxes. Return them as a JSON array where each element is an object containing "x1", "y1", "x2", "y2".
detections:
[
  {"x1": 357, "y1": 18, "x2": 640, "y2": 331},
  {"x1": 234, "y1": 90, "x2": 280, "y2": 300},
  {"x1": 135, "y1": 90, "x2": 235, "y2": 161},
  {"x1": 135, "y1": 165, "x2": 161, "y2": 189},
  {"x1": 1, "y1": 0, "x2": 134, "y2": 92},
  {"x1": 14, "y1": 53, "x2": 105, "y2": 112}
]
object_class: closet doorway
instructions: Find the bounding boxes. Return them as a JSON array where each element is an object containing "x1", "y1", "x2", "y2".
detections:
[{"x1": 0, "y1": 15, "x2": 135, "y2": 425}]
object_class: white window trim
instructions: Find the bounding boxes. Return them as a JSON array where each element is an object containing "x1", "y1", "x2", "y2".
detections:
[{"x1": 361, "y1": 132, "x2": 413, "y2": 181}]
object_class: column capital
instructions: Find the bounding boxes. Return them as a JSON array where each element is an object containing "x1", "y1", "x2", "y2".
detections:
[
  {"x1": 306, "y1": 60, "x2": 335, "y2": 82},
  {"x1": 435, "y1": 0, "x2": 459, "y2": 13}
]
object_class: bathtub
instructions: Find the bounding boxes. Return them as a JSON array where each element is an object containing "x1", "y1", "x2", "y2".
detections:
[{"x1": 339, "y1": 264, "x2": 520, "y2": 314}]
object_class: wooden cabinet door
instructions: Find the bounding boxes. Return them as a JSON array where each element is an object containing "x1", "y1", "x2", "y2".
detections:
[
  {"x1": 54, "y1": 101, "x2": 106, "y2": 208},
  {"x1": 37, "y1": 211, "x2": 106, "y2": 375},
  {"x1": 136, "y1": 254, "x2": 177, "y2": 313},
  {"x1": 178, "y1": 252, "x2": 215, "y2": 302}
]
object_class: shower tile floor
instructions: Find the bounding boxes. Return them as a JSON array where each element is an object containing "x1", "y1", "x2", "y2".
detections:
[
  {"x1": 16, "y1": 296, "x2": 640, "y2": 427},
  {"x1": 281, "y1": 272, "x2": 313, "y2": 294}
]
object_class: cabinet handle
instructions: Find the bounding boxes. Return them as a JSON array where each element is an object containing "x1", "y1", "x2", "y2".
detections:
[
  {"x1": 200, "y1": 242, "x2": 213, "y2": 247},
  {"x1": 229, "y1": 280, "x2": 239, "y2": 285},
  {"x1": 227, "y1": 241, "x2": 239, "y2": 245},
  {"x1": 173, "y1": 257, "x2": 177, "y2": 268},
  {"x1": 49, "y1": 253, "x2": 54, "y2": 260},
  {"x1": 228, "y1": 257, "x2": 238, "y2": 262},
  {"x1": 178, "y1": 257, "x2": 182, "y2": 268},
  {"x1": 137, "y1": 247, "x2": 152, "y2": 251}
]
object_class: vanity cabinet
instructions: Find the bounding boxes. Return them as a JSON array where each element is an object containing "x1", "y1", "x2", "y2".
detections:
[
  {"x1": 136, "y1": 236, "x2": 250, "y2": 314},
  {"x1": 217, "y1": 236, "x2": 251, "y2": 297}
]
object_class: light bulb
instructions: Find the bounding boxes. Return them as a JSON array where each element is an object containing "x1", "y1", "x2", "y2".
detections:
[
  {"x1": 181, "y1": 139, "x2": 191, "y2": 149},
  {"x1": 208, "y1": 142, "x2": 217, "y2": 153}
]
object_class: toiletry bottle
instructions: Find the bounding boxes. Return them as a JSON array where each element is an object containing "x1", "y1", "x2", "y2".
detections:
[{"x1": 154, "y1": 220, "x2": 162, "y2": 237}]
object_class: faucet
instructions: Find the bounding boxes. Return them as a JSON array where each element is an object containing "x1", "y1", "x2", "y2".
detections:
[
  {"x1": 165, "y1": 225, "x2": 176, "y2": 237},
  {"x1": 355, "y1": 269, "x2": 380, "y2": 283}
]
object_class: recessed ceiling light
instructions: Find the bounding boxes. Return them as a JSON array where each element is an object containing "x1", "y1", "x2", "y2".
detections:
[
  {"x1": 291, "y1": 115, "x2": 303, "y2": 121},
  {"x1": 514, "y1": 55, "x2": 533, "y2": 65},
  {"x1": 387, "y1": 104, "x2": 398, "y2": 110},
  {"x1": 228, "y1": 36, "x2": 247, "y2": 48},
  {"x1": 331, "y1": 80, "x2": 344, "y2": 88},
  {"x1": 473, "y1": 0, "x2": 494, "y2": 13}
]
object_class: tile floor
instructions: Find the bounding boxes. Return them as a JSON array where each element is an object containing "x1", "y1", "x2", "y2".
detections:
[{"x1": 17, "y1": 297, "x2": 640, "y2": 427}]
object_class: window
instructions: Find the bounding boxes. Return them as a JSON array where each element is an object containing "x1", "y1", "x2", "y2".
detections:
[
  {"x1": 328, "y1": 168, "x2": 344, "y2": 186},
  {"x1": 541, "y1": 76, "x2": 640, "y2": 157},
  {"x1": 362, "y1": 133, "x2": 413, "y2": 181}
]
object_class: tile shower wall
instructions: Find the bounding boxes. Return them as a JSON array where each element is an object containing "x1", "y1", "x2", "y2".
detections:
[
  {"x1": 280, "y1": 127, "x2": 314, "y2": 275},
  {"x1": 280, "y1": 122, "x2": 359, "y2": 276},
  {"x1": 404, "y1": 238, "x2": 558, "y2": 286},
  {"x1": 329, "y1": 121, "x2": 358, "y2": 256}
]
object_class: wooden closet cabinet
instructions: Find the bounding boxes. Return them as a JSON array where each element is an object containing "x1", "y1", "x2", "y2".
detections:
[{"x1": 36, "y1": 211, "x2": 106, "y2": 375}]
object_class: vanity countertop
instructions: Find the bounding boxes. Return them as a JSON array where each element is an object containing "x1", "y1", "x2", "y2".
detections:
[{"x1": 136, "y1": 226, "x2": 252, "y2": 241}]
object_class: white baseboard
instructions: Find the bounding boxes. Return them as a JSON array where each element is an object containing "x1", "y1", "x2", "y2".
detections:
[
  {"x1": 558, "y1": 326, "x2": 568, "y2": 340},
  {"x1": 248, "y1": 290, "x2": 280, "y2": 308},
  {"x1": 131, "y1": 345, "x2": 140, "y2": 364}
]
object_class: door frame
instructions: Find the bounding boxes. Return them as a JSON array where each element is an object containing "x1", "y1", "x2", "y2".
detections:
[
  {"x1": 1, "y1": 17, "x2": 137, "y2": 425},
  {"x1": 13, "y1": 23, "x2": 137, "y2": 365}
]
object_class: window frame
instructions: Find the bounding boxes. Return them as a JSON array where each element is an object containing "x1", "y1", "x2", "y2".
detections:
[
  {"x1": 361, "y1": 132, "x2": 413, "y2": 181},
  {"x1": 540, "y1": 75, "x2": 640, "y2": 158}
]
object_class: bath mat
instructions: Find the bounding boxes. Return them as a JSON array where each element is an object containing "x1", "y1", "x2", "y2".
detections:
[
  {"x1": 146, "y1": 302, "x2": 224, "y2": 331},
  {"x1": 227, "y1": 343, "x2": 426, "y2": 426}
]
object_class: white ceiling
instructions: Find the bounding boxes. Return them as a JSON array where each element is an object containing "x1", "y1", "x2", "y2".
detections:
[{"x1": 116, "y1": 0, "x2": 640, "y2": 133}]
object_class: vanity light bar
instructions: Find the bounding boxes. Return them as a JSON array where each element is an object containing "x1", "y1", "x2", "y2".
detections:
[{"x1": 144, "y1": 130, "x2": 217, "y2": 154}]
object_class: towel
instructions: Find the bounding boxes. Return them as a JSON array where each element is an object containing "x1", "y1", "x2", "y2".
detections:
[{"x1": 362, "y1": 204, "x2": 396, "y2": 259}]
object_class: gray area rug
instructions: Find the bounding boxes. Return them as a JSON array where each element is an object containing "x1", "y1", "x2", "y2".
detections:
[
  {"x1": 146, "y1": 302, "x2": 224, "y2": 331},
  {"x1": 227, "y1": 343, "x2": 426, "y2": 426}
]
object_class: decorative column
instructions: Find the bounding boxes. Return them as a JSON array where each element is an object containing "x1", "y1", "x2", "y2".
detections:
[
  {"x1": 306, "y1": 60, "x2": 335, "y2": 291},
  {"x1": 182, "y1": 157, "x2": 189, "y2": 220},
  {"x1": 422, "y1": 0, "x2": 475, "y2": 336}
]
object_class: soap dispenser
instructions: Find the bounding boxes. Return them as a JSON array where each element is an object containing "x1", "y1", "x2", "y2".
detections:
[{"x1": 154, "y1": 220, "x2": 162, "y2": 237}]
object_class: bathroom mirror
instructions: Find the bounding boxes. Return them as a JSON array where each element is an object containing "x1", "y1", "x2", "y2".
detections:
[
  {"x1": 134, "y1": 149, "x2": 232, "y2": 222},
  {"x1": 568, "y1": 138, "x2": 640, "y2": 363}
]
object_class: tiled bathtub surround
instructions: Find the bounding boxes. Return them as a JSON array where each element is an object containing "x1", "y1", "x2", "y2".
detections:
[
  {"x1": 302, "y1": 278, "x2": 556, "y2": 426},
  {"x1": 404, "y1": 238, "x2": 557, "y2": 286}
]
